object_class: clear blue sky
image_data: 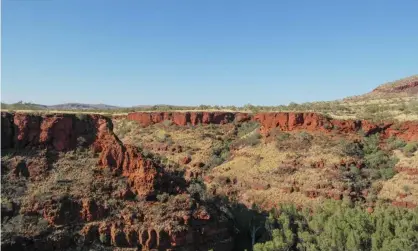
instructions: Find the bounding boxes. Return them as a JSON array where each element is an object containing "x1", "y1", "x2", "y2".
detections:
[{"x1": 2, "y1": 0, "x2": 417, "y2": 107}]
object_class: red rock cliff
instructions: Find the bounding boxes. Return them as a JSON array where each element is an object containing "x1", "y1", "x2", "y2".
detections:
[
  {"x1": 1, "y1": 112, "x2": 234, "y2": 250},
  {"x1": 126, "y1": 111, "x2": 418, "y2": 141},
  {"x1": 253, "y1": 112, "x2": 418, "y2": 141},
  {"x1": 127, "y1": 111, "x2": 243, "y2": 126},
  {"x1": 1, "y1": 112, "x2": 175, "y2": 198}
]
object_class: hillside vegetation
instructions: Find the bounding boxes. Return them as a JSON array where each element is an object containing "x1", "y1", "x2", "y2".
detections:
[{"x1": 1, "y1": 76, "x2": 418, "y2": 251}]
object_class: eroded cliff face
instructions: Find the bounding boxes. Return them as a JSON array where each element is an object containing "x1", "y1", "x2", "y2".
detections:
[
  {"x1": 126, "y1": 111, "x2": 418, "y2": 141},
  {"x1": 0, "y1": 112, "x2": 234, "y2": 251},
  {"x1": 126, "y1": 111, "x2": 248, "y2": 126},
  {"x1": 253, "y1": 112, "x2": 418, "y2": 141}
]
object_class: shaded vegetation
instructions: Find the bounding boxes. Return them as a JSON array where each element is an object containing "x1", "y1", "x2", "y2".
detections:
[{"x1": 254, "y1": 202, "x2": 418, "y2": 251}]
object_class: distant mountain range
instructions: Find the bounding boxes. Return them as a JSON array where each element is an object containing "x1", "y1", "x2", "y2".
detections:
[
  {"x1": 2, "y1": 75, "x2": 417, "y2": 111},
  {"x1": 0, "y1": 102, "x2": 125, "y2": 111},
  {"x1": 0, "y1": 102, "x2": 192, "y2": 111},
  {"x1": 48, "y1": 103, "x2": 123, "y2": 110}
]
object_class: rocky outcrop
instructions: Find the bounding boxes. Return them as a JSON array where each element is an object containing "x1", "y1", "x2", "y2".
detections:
[
  {"x1": 1, "y1": 112, "x2": 234, "y2": 250},
  {"x1": 2, "y1": 113, "x2": 98, "y2": 150},
  {"x1": 1, "y1": 112, "x2": 183, "y2": 199},
  {"x1": 79, "y1": 212, "x2": 233, "y2": 250},
  {"x1": 127, "y1": 111, "x2": 239, "y2": 126},
  {"x1": 126, "y1": 111, "x2": 418, "y2": 141},
  {"x1": 254, "y1": 112, "x2": 418, "y2": 141}
]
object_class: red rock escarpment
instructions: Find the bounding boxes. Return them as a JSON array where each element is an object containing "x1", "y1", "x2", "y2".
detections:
[
  {"x1": 1, "y1": 112, "x2": 178, "y2": 198},
  {"x1": 253, "y1": 112, "x2": 418, "y2": 141},
  {"x1": 126, "y1": 111, "x2": 418, "y2": 141},
  {"x1": 126, "y1": 111, "x2": 247, "y2": 126},
  {"x1": 1, "y1": 112, "x2": 234, "y2": 250}
]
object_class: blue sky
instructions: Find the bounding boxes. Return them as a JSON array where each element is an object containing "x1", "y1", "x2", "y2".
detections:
[{"x1": 2, "y1": 0, "x2": 417, "y2": 107}]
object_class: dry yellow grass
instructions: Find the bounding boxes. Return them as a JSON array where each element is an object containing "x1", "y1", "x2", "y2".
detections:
[
  {"x1": 393, "y1": 150, "x2": 418, "y2": 169},
  {"x1": 112, "y1": 118, "x2": 235, "y2": 167},
  {"x1": 378, "y1": 150, "x2": 418, "y2": 204},
  {"x1": 378, "y1": 172, "x2": 418, "y2": 204},
  {"x1": 211, "y1": 142, "x2": 344, "y2": 208}
]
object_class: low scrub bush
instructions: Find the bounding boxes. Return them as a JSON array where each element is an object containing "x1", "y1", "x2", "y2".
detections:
[
  {"x1": 341, "y1": 141, "x2": 364, "y2": 158},
  {"x1": 254, "y1": 202, "x2": 418, "y2": 251},
  {"x1": 364, "y1": 150, "x2": 398, "y2": 170},
  {"x1": 156, "y1": 130, "x2": 172, "y2": 144},
  {"x1": 157, "y1": 192, "x2": 170, "y2": 203},
  {"x1": 403, "y1": 142, "x2": 418, "y2": 155},
  {"x1": 275, "y1": 132, "x2": 312, "y2": 151},
  {"x1": 232, "y1": 132, "x2": 261, "y2": 148},
  {"x1": 386, "y1": 136, "x2": 406, "y2": 150},
  {"x1": 187, "y1": 180, "x2": 208, "y2": 201},
  {"x1": 237, "y1": 121, "x2": 260, "y2": 137},
  {"x1": 206, "y1": 141, "x2": 231, "y2": 168},
  {"x1": 362, "y1": 135, "x2": 399, "y2": 180}
]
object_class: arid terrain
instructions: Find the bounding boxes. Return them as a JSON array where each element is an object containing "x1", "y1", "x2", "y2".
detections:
[{"x1": 1, "y1": 76, "x2": 418, "y2": 250}]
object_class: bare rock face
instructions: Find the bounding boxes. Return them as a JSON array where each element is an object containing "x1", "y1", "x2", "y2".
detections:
[
  {"x1": 125, "y1": 111, "x2": 418, "y2": 141},
  {"x1": 253, "y1": 112, "x2": 418, "y2": 141},
  {"x1": 127, "y1": 111, "x2": 236, "y2": 126},
  {"x1": 1, "y1": 112, "x2": 234, "y2": 251},
  {"x1": 1, "y1": 113, "x2": 163, "y2": 199}
]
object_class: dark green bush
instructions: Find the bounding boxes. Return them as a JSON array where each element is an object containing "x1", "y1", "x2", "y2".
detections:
[
  {"x1": 187, "y1": 180, "x2": 208, "y2": 201},
  {"x1": 341, "y1": 141, "x2": 364, "y2": 157},
  {"x1": 363, "y1": 134, "x2": 380, "y2": 155},
  {"x1": 254, "y1": 202, "x2": 418, "y2": 251},
  {"x1": 364, "y1": 150, "x2": 397, "y2": 170}
]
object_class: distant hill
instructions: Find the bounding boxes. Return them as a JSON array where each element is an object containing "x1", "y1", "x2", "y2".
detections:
[
  {"x1": 48, "y1": 103, "x2": 122, "y2": 110},
  {"x1": 345, "y1": 75, "x2": 418, "y2": 101},
  {"x1": 1, "y1": 102, "x2": 48, "y2": 110},
  {"x1": 1, "y1": 102, "x2": 123, "y2": 111}
]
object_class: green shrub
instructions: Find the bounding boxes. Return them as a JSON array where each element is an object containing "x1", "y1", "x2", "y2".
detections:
[
  {"x1": 403, "y1": 142, "x2": 418, "y2": 154},
  {"x1": 99, "y1": 233, "x2": 109, "y2": 244},
  {"x1": 386, "y1": 137, "x2": 406, "y2": 150},
  {"x1": 276, "y1": 132, "x2": 290, "y2": 142},
  {"x1": 156, "y1": 130, "x2": 171, "y2": 143},
  {"x1": 364, "y1": 150, "x2": 397, "y2": 170},
  {"x1": 245, "y1": 132, "x2": 261, "y2": 146},
  {"x1": 207, "y1": 141, "x2": 231, "y2": 168},
  {"x1": 187, "y1": 180, "x2": 207, "y2": 201},
  {"x1": 254, "y1": 202, "x2": 418, "y2": 251},
  {"x1": 363, "y1": 134, "x2": 380, "y2": 155},
  {"x1": 206, "y1": 155, "x2": 225, "y2": 168},
  {"x1": 378, "y1": 167, "x2": 397, "y2": 180},
  {"x1": 341, "y1": 141, "x2": 364, "y2": 158},
  {"x1": 157, "y1": 193, "x2": 170, "y2": 203},
  {"x1": 359, "y1": 134, "x2": 399, "y2": 180},
  {"x1": 275, "y1": 132, "x2": 312, "y2": 151},
  {"x1": 237, "y1": 121, "x2": 260, "y2": 137},
  {"x1": 297, "y1": 131, "x2": 313, "y2": 142}
]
